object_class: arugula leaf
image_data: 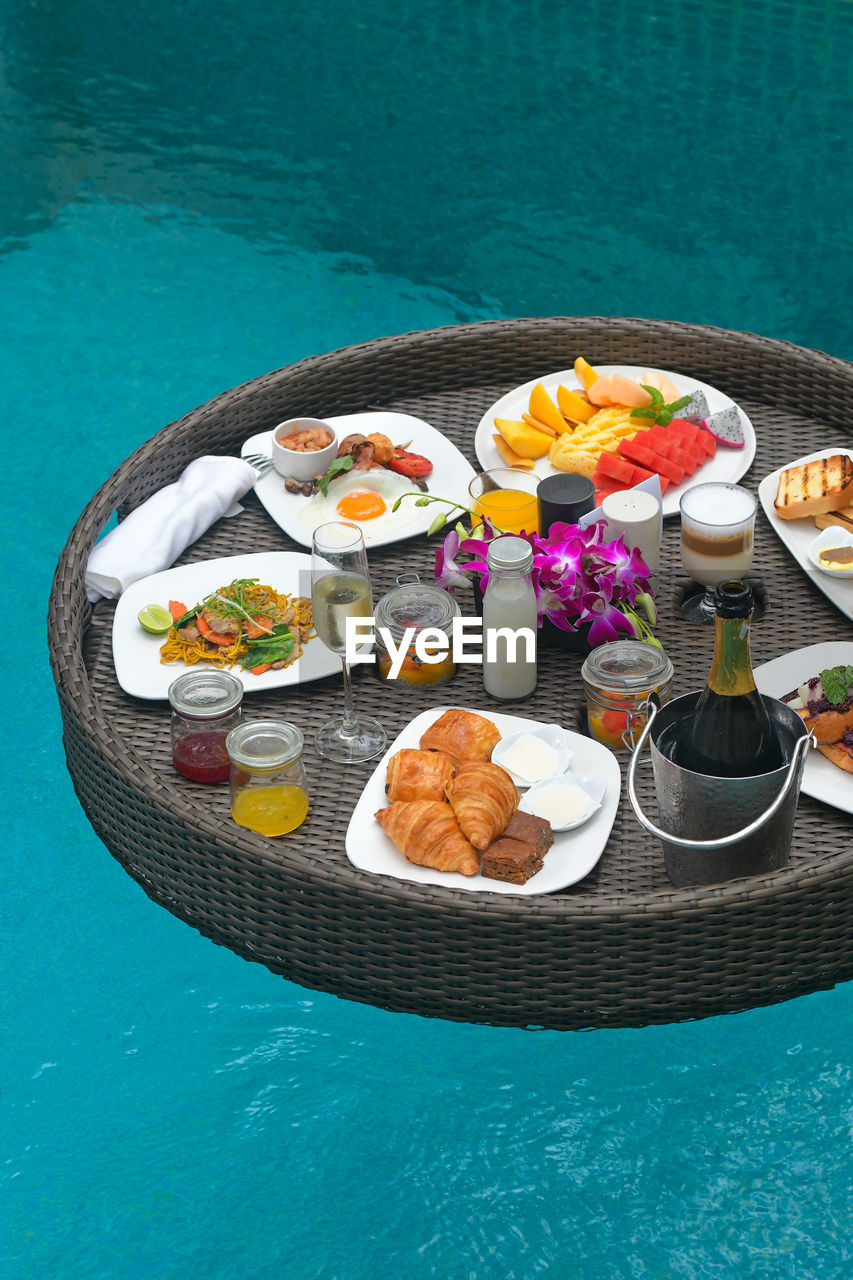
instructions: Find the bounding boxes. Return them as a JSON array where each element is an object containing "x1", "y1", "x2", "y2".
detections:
[
  {"x1": 318, "y1": 454, "x2": 354, "y2": 497},
  {"x1": 239, "y1": 623, "x2": 295, "y2": 669},
  {"x1": 821, "y1": 664, "x2": 853, "y2": 705}
]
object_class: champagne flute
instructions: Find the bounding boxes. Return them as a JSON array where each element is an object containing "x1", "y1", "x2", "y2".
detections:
[{"x1": 310, "y1": 521, "x2": 386, "y2": 763}]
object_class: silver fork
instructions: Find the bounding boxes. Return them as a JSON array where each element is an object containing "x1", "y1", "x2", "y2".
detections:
[{"x1": 243, "y1": 452, "x2": 274, "y2": 476}]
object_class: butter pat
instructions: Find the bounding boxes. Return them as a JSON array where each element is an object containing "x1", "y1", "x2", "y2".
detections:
[
  {"x1": 524, "y1": 779, "x2": 589, "y2": 826},
  {"x1": 491, "y1": 725, "x2": 573, "y2": 785},
  {"x1": 519, "y1": 771, "x2": 607, "y2": 832},
  {"x1": 498, "y1": 735, "x2": 560, "y2": 782}
]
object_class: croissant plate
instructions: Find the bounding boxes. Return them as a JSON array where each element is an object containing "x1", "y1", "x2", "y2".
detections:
[
  {"x1": 445, "y1": 761, "x2": 519, "y2": 850},
  {"x1": 375, "y1": 800, "x2": 479, "y2": 876},
  {"x1": 384, "y1": 748, "x2": 455, "y2": 803}
]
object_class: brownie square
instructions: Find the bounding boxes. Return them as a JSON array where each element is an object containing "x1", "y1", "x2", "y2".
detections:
[
  {"x1": 480, "y1": 837, "x2": 543, "y2": 886},
  {"x1": 502, "y1": 809, "x2": 554, "y2": 858}
]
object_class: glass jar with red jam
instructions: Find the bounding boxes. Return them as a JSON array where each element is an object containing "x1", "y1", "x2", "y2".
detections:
[{"x1": 168, "y1": 670, "x2": 243, "y2": 782}]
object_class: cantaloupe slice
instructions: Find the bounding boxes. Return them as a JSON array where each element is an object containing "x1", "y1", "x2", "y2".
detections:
[
  {"x1": 528, "y1": 382, "x2": 569, "y2": 434},
  {"x1": 492, "y1": 433, "x2": 536, "y2": 469},
  {"x1": 587, "y1": 374, "x2": 653, "y2": 409},
  {"x1": 574, "y1": 357, "x2": 599, "y2": 391},
  {"x1": 556, "y1": 383, "x2": 596, "y2": 425},
  {"x1": 494, "y1": 417, "x2": 552, "y2": 459},
  {"x1": 642, "y1": 370, "x2": 681, "y2": 402}
]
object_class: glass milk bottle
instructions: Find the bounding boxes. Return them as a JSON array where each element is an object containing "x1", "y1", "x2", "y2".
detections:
[{"x1": 482, "y1": 535, "x2": 538, "y2": 700}]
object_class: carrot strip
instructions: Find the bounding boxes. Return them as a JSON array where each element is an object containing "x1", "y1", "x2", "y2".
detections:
[
  {"x1": 196, "y1": 614, "x2": 237, "y2": 647},
  {"x1": 168, "y1": 600, "x2": 187, "y2": 621},
  {"x1": 244, "y1": 616, "x2": 273, "y2": 639},
  {"x1": 249, "y1": 663, "x2": 273, "y2": 675}
]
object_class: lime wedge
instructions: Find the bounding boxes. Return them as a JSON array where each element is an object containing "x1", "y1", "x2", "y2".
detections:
[{"x1": 138, "y1": 604, "x2": 174, "y2": 634}]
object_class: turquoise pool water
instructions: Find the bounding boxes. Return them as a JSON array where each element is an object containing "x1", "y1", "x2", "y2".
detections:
[{"x1": 5, "y1": 1, "x2": 853, "y2": 1275}]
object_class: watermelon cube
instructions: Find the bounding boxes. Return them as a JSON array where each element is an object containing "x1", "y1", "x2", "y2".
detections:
[{"x1": 595, "y1": 453, "x2": 638, "y2": 486}]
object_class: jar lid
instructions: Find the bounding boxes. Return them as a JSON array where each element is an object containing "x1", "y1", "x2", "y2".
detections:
[
  {"x1": 226, "y1": 720, "x2": 304, "y2": 771},
  {"x1": 374, "y1": 574, "x2": 461, "y2": 640},
  {"x1": 486, "y1": 534, "x2": 533, "y2": 573},
  {"x1": 580, "y1": 640, "x2": 673, "y2": 692},
  {"x1": 168, "y1": 670, "x2": 244, "y2": 718}
]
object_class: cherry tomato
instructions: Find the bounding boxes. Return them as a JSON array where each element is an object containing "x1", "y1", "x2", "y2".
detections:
[{"x1": 389, "y1": 449, "x2": 433, "y2": 479}]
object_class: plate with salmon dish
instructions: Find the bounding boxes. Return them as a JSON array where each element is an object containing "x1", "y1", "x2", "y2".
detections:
[{"x1": 474, "y1": 362, "x2": 756, "y2": 518}]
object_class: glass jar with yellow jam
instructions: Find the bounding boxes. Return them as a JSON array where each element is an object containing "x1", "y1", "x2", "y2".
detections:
[
  {"x1": 225, "y1": 720, "x2": 309, "y2": 836},
  {"x1": 580, "y1": 640, "x2": 674, "y2": 751},
  {"x1": 373, "y1": 574, "x2": 460, "y2": 687}
]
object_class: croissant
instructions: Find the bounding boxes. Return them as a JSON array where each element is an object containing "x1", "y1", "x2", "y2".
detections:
[
  {"x1": 385, "y1": 748, "x2": 455, "y2": 803},
  {"x1": 375, "y1": 800, "x2": 479, "y2": 876},
  {"x1": 445, "y1": 761, "x2": 519, "y2": 851},
  {"x1": 419, "y1": 708, "x2": 501, "y2": 765}
]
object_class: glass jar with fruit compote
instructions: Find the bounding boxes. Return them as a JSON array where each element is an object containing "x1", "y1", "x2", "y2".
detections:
[
  {"x1": 581, "y1": 640, "x2": 674, "y2": 751},
  {"x1": 373, "y1": 575, "x2": 460, "y2": 687},
  {"x1": 168, "y1": 670, "x2": 243, "y2": 782}
]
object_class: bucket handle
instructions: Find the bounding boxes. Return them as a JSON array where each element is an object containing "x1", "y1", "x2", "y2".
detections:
[{"x1": 626, "y1": 695, "x2": 815, "y2": 852}]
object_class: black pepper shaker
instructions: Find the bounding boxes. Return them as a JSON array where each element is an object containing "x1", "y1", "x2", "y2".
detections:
[{"x1": 537, "y1": 474, "x2": 596, "y2": 535}]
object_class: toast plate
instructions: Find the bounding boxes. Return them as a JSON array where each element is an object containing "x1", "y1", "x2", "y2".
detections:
[
  {"x1": 112, "y1": 552, "x2": 340, "y2": 699},
  {"x1": 242, "y1": 411, "x2": 476, "y2": 550},
  {"x1": 758, "y1": 447, "x2": 853, "y2": 622},
  {"x1": 754, "y1": 641, "x2": 853, "y2": 815},
  {"x1": 474, "y1": 366, "x2": 756, "y2": 518},
  {"x1": 346, "y1": 705, "x2": 621, "y2": 895}
]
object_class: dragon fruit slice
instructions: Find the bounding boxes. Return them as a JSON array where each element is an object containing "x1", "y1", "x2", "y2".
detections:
[
  {"x1": 674, "y1": 389, "x2": 711, "y2": 424},
  {"x1": 703, "y1": 406, "x2": 746, "y2": 448}
]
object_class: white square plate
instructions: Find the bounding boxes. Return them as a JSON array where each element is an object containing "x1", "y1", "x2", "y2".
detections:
[
  {"x1": 754, "y1": 641, "x2": 853, "y2": 814},
  {"x1": 242, "y1": 411, "x2": 476, "y2": 549},
  {"x1": 112, "y1": 552, "x2": 341, "y2": 699},
  {"x1": 758, "y1": 447, "x2": 853, "y2": 622},
  {"x1": 346, "y1": 705, "x2": 622, "y2": 895}
]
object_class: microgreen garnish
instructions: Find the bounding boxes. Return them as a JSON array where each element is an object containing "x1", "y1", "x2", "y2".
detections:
[
  {"x1": 318, "y1": 454, "x2": 354, "y2": 496},
  {"x1": 821, "y1": 664, "x2": 853, "y2": 705},
  {"x1": 631, "y1": 385, "x2": 692, "y2": 427}
]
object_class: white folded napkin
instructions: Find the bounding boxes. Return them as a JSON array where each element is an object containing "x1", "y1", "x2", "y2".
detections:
[{"x1": 85, "y1": 455, "x2": 259, "y2": 602}]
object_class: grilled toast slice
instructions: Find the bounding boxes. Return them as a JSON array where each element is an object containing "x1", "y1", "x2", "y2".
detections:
[
  {"x1": 774, "y1": 453, "x2": 853, "y2": 520},
  {"x1": 814, "y1": 503, "x2": 853, "y2": 534}
]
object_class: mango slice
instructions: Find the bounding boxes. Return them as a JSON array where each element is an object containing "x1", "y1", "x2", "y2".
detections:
[
  {"x1": 556, "y1": 384, "x2": 596, "y2": 425},
  {"x1": 492, "y1": 433, "x2": 535, "y2": 469},
  {"x1": 521, "y1": 411, "x2": 558, "y2": 438},
  {"x1": 494, "y1": 417, "x2": 552, "y2": 460},
  {"x1": 574, "y1": 357, "x2": 599, "y2": 391},
  {"x1": 528, "y1": 381, "x2": 569, "y2": 434}
]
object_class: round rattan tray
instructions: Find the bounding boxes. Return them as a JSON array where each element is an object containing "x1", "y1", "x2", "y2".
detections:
[{"x1": 49, "y1": 317, "x2": 853, "y2": 1030}]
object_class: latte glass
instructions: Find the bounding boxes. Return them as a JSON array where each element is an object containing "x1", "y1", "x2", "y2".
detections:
[{"x1": 679, "y1": 483, "x2": 757, "y2": 621}]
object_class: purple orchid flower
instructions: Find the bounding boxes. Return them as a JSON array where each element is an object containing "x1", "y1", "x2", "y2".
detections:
[{"x1": 431, "y1": 511, "x2": 657, "y2": 649}]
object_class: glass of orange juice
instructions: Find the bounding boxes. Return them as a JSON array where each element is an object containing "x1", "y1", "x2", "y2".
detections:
[{"x1": 468, "y1": 469, "x2": 540, "y2": 534}]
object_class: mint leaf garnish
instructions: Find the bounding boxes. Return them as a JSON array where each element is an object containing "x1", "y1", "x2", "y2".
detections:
[
  {"x1": 637, "y1": 387, "x2": 692, "y2": 427},
  {"x1": 821, "y1": 664, "x2": 853, "y2": 705}
]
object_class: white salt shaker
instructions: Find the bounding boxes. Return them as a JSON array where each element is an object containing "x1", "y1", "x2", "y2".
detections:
[{"x1": 601, "y1": 489, "x2": 662, "y2": 575}]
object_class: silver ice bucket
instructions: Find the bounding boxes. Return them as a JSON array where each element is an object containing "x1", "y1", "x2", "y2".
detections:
[{"x1": 627, "y1": 692, "x2": 814, "y2": 888}]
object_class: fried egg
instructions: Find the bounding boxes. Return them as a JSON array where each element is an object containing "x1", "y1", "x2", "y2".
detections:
[{"x1": 297, "y1": 468, "x2": 422, "y2": 537}]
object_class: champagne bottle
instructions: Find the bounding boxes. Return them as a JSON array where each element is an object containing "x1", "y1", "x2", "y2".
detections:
[{"x1": 679, "y1": 580, "x2": 784, "y2": 777}]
